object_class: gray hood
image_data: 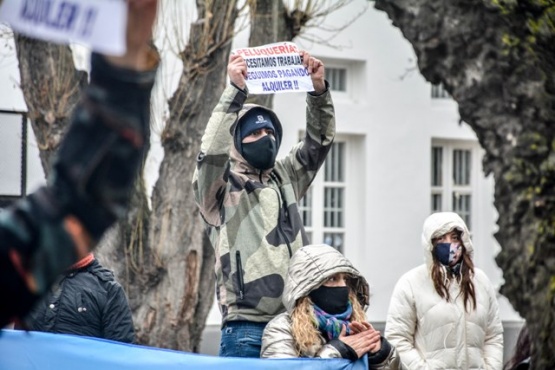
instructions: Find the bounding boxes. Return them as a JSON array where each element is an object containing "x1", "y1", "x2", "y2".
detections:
[
  {"x1": 421, "y1": 212, "x2": 474, "y2": 268},
  {"x1": 282, "y1": 244, "x2": 369, "y2": 313}
]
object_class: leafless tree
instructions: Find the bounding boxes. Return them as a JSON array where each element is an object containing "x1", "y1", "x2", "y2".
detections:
[{"x1": 13, "y1": 0, "x2": 364, "y2": 351}]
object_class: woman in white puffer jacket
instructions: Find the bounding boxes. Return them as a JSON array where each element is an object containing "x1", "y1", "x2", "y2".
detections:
[{"x1": 385, "y1": 212, "x2": 504, "y2": 370}]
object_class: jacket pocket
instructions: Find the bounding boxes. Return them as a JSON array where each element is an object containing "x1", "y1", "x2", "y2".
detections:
[{"x1": 236, "y1": 251, "x2": 245, "y2": 300}]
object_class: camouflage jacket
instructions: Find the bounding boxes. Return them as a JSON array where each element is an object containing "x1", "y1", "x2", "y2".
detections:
[{"x1": 193, "y1": 84, "x2": 335, "y2": 325}]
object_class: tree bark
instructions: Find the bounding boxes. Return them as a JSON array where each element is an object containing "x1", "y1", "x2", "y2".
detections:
[
  {"x1": 14, "y1": 35, "x2": 86, "y2": 176},
  {"x1": 374, "y1": 1, "x2": 555, "y2": 368},
  {"x1": 131, "y1": 1, "x2": 239, "y2": 351}
]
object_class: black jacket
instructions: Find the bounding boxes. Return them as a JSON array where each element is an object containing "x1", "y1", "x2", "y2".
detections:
[{"x1": 26, "y1": 259, "x2": 134, "y2": 343}]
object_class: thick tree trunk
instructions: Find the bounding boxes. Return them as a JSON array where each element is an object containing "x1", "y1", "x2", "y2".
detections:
[
  {"x1": 14, "y1": 35, "x2": 86, "y2": 175},
  {"x1": 132, "y1": 1, "x2": 239, "y2": 351},
  {"x1": 374, "y1": 1, "x2": 555, "y2": 368},
  {"x1": 96, "y1": 170, "x2": 154, "y2": 318}
]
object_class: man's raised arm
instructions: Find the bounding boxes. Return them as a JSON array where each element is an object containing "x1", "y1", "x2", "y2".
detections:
[{"x1": 0, "y1": 0, "x2": 159, "y2": 328}]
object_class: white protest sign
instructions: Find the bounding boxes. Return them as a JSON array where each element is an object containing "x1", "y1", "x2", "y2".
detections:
[
  {"x1": 233, "y1": 42, "x2": 314, "y2": 94},
  {"x1": 0, "y1": 0, "x2": 127, "y2": 55}
]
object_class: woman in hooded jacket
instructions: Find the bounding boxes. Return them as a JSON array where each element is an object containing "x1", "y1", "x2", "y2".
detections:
[
  {"x1": 385, "y1": 212, "x2": 504, "y2": 369},
  {"x1": 261, "y1": 244, "x2": 399, "y2": 369}
]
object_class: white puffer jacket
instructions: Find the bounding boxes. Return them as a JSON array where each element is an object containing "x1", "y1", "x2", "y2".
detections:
[
  {"x1": 385, "y1": 212, "x2": 504, "y2": 370},
  {"x1": 261, "y1": 244, "x2": 400, "y2": 369}
]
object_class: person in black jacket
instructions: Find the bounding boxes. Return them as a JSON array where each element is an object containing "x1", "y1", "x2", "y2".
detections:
[
  {"x1": 21, "y1": 253, "x2": 134, "y2": 343},
  {"x1": 0, "y1": 0, "x2": 159, "y2": 329}
]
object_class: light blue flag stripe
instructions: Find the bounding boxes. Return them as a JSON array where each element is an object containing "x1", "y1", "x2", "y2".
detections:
[{"x1": 0, "y1": 329, "x2": 367, "y2": 370}]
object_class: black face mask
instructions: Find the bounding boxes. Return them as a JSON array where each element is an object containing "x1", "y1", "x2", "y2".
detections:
[
  {"x1": 309, "y1": 285, "x2": 350, "y2": 314},
  {"x1": 241, "y1": 135, "x2": 278, "y2": 170}
]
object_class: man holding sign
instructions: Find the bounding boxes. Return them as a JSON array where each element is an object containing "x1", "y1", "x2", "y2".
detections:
[
  {"x1": 193, "y1": 47, "x2": 335, "y2": 358},
  {"x1": 0, "y1": 0, "x2": 159, "y2": 328}
]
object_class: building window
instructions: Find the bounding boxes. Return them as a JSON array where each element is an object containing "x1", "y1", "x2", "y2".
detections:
[
  {"x1": 326, "y1": 67, "x2": 347, "y2": 92},
  {"x1": 300, "y1": 142, "x2": 347, "y2": 252},
  {"x1": 431, "y1": 142, "x2": 472, "y2": 227},
  {"x1": 431, "y1": 146, "x2": 443, "y2": 212},
  {"x1": 323, "y1": 142, "x2": 345, "y2": 251},
  {"x1": 431, "y1": 83, "x2": 450, "y2": 99},
  {"x1": 0, "y1": 111, "x2": 27, "y2": 209}
]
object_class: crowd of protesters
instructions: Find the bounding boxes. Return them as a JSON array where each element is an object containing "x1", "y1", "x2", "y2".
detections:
[{"x1": 0, "y1": 0, "x2": 531, "y2": 369}]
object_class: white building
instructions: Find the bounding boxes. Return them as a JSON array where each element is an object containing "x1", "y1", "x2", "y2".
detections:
[
  {"x1": 0, "y1": 0, "x2": 522, "y2": 359},
  {"x1": 203, "y1": 0, "x2": 523, "y2": 357},
  {"x1": 270, "y1": 1, "x2": 522, "y2": 324}
]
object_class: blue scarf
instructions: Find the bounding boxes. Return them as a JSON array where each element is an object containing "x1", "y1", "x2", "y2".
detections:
[{"x1": 312, "y1": 302, "x2": 353, "y2": 341}]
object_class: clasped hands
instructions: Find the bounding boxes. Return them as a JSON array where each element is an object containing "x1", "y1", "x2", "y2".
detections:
[{"x1": 339, "y1": 321, "x2": 382, "y2": 359}]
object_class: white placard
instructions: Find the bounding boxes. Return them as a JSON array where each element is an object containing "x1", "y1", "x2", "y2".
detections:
[
  {"x1": 232, "y1": 42, "x2": 314, "y2": 94},
  {"x1": 0, "y1": 0, "x2": 127, "y2": 55}
]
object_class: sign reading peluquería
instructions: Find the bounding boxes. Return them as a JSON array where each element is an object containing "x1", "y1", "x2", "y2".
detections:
[{"x1": 232, "y1": 42, "x2": 315, "y2": 94}]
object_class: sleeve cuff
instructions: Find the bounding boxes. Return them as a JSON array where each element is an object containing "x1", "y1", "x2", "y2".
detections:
[
  {"x1": 90, "y1": 52, "x2": 158, "y2": 90},
  {"x1": 308, "y1": 80, "x2": 330, "y2": 96},
  {"x1": 230, "y1": 81, "x2": 249, "y2": 96},
  {"x1": 328, "y1": 339, "x2": 358, "y2": 361},
  {"x1": 367, "y1": 336, "x2": 392, "y2": 365},
  {"x1": 223, "y1": 84, "x2": 248, "y2": 114}
]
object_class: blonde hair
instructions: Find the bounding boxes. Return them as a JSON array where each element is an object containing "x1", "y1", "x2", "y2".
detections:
[{"x1": 290, "y1": 289, "x2": 367, "y2": 355}]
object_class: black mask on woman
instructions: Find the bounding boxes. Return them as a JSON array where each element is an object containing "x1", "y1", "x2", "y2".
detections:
[
  {"x1": 241, "y1": 135, "x2": 278, "y2": 170},
  {"x1": 309, "y1": 285, "x2": 350, "y2": 314}
]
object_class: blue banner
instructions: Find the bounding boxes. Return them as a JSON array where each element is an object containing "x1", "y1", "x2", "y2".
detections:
[{"x1": 0, "y1": 330, "x2": 367, "y2": 370}]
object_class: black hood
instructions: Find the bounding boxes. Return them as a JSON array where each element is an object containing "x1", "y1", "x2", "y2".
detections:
[{"x1": 232, "y1": 104, "x2": 283, "y2": 155}]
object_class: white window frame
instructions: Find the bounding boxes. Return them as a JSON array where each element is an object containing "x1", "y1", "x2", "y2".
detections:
[
  {"x1": 325, "y1": 67, "x2": 347, "y2": 93},
  {"x1": 0, "y1": 110, "x2": 27, "y2": 208},
  {"x1": 300, "y1": 135, "x2": 365, "y2": 255},
  {"x1": 431, "y1": 140, "x2": 480, "y2": 229},
  {"x1": 320, "y1": 57, "x2": 365, "y2": 103},
  {"x1": 431, "y1": 83, "x2": 450, "y2": 99}
]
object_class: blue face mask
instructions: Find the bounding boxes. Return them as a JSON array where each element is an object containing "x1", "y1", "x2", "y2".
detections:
[{"x1": 434, "y1": 242, "x2": 462, "y2": 267}]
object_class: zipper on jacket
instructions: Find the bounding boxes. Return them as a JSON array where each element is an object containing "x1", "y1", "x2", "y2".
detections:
[
  {"x1": 269, "y1": 172, "x2": 293, "y2": 257},
  {"x1": 236, "y1": 251, "x2": 245, "y2": 300},
  {"x1": 280, "y1": 228, "x2": 292, "y2": 257}
]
